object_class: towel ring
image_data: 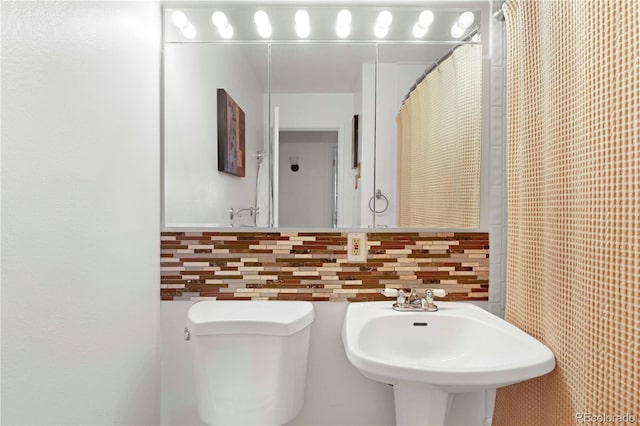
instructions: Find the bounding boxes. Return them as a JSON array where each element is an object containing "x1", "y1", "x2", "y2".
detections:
[{"x1": 369, "y1": 189, "x2": 389, "y2": 214}]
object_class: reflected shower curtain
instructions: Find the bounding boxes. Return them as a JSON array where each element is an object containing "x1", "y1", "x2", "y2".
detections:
[
  {"x1": 396, "y1": 44, "x2": 481, "y2": 228},
  {"x1": 494, "y1": 0, "x2": 639, "y2": 424}
]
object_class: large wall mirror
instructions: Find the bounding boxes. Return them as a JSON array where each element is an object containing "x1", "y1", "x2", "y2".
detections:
[{"x1": 163, "y1": 4, "x2": 487, "y2": 230}]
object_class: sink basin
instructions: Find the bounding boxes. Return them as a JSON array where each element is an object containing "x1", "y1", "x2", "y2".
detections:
[{"x1": 342, "y1": 301, "x2": 555, "y2": 425}]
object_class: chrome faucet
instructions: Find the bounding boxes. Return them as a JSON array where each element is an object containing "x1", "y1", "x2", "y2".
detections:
[
  {"x1": 381, "y1": 288, "x2": 448, "y2": 312},
  {"x1": 229, "y1": 207, "x2": 259, "y2": 221}
]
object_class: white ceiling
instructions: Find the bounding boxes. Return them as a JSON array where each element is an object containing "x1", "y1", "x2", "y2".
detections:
[{"x1": 270, "y1": 43, "x2": 375, "y2": 93}]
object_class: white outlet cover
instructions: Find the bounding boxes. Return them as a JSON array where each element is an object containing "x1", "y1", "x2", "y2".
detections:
[{"x1": 347, "y1": 232, "x2": 367, "y2": 262}]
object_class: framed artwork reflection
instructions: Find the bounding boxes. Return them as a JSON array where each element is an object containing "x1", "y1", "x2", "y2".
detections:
[{"x1": 217, "y1": 89, "x2": 245, "y2": 177}]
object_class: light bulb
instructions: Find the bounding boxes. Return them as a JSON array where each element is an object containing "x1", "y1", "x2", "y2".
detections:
[
  {"x1": 335, "y1": 10, "x2": 351, "y2": 39},
  {"x1": 295, "y1": 10, "x2": 309, "y2": 25},
  {"x1": 254, "y1": 10, "x2": 271, "y2": 38},
  {"x1": 337, "y1": 10, "x2": 352, "y2": 26},
  {"x1": 171, "y1": 11, "x2": 188, "y2": 29},
  {"x1": 374, "y1": 24, "x2": 388, "y2": 39},
  {"x1": 296, "y1": 23, "x2": 310, "y2": 38},
  {"x1": 418, "y1": 10, "x2": 434, "y2": 27},
  {"x1": 182, "y1": 23, "x2": 196, "y2": 39},
  {"x1": 377, "y1": 10, "x2": 392, "y2": 28},
  {"x1": 254, "y1": 10, "x2": 269, "y2": 27},
  {"x1": 413, "y1": 10, "x2": 433, "y2": 38},
  {"x1": 211, "y1": 11, "x2": 228, "y2": 29},
  {"x1": 459, "y1": 11, "x2": 475, "y2": 28},
  {"x1": 219, "y1": 24, "x2": 233, "y2": 39},
  {"x1": 258, "y1": 23, "x2": 272, "y2": 38},
  {"x1": 336, "y1": 24, "x2": 350, "y2": 38},
  {"x1": 413, "y1": 23, "x2": 428, "y2": 38},
  {"x1": 450, "y1": 23, "x2": 465, "y2": 38}
]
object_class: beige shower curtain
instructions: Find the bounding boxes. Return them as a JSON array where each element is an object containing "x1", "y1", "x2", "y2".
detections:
[
  {"x1": 494, "y1": 0, "x2": 639, "y2": 424},
  {"x1": 396, "y1": 44, "x2": 481, "y2": 228}
]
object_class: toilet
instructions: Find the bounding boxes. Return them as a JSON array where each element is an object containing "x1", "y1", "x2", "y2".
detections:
[{"x1": 186, "y1": 300, "x2": 314, "y2": 426}]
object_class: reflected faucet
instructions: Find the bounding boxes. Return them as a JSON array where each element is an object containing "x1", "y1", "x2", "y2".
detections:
[{"x1": 229, "y1": 207, "x2": 259, "y2": 226}]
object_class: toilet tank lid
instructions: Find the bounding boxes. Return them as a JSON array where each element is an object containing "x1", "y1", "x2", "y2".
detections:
[{"x1": 187, "y1": 301, "x2": 314, "y2": 336}]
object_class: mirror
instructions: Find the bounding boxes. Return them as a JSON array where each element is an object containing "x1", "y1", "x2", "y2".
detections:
[
  {"x1": 374, "y1": 42, "x2": 483, "y2": 228},
  {"x1": 270, "y1": 43, "x2": 376, "y2": 228},
  {"x1": 162, "y1": 5, "x2": 484, "y2": 229},
  {"x1": 164, "y1": 43, "x2": 269, "y2": 227}
]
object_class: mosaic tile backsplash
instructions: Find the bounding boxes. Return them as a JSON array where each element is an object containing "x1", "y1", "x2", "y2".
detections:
[{"x1": 160, "y1": 232, "x2": 489, "y2": 301}]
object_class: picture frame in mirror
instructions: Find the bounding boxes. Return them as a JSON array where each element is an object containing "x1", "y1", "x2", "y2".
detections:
[{"x1": 217, "y1": 88, "x2": 245, "y2": 177}]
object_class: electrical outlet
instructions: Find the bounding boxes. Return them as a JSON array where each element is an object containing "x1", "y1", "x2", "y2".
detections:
[
  {"x1": 347, "y1": 233, "x2": 367, "y2": 262},
  {"x1": 352, "y1": 237, "x2": 361, "y2": 256}
]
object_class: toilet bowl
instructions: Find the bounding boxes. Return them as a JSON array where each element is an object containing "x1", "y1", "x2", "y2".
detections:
[{"x1": 186, "y1": 300, "x2": 314, "y2": 426}]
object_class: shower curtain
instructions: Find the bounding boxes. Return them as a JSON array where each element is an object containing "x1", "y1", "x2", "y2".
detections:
[
  {"x1": 494, "y1": 0, "x2": 639, "y2": 424},
  {"x1": 396, "y1": 44, "x2": 482, "y2": 228}
]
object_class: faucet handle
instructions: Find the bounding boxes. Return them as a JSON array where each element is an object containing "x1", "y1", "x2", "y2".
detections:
[
  {"x1": 423, "y1": 289, "x2": 447, "y2": 312},
  {"x1": 425, "y1": 288, "x2": 447, "y2": 304},
  {"x1": 381, "y1": 288, "x2": 398, "y2": 298},
  {"x1": 381, "y1": 288, "x2": 406, "y2": 304},
  {"x1": 429, "y1": 289, "x2": 447, "y2": 298}
]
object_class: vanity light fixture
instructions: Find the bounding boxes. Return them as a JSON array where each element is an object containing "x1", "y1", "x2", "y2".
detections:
[
  {"x1": 412, "y1": 10, "x2": 434, "y2": 38},
  {"x1": 335, "y1": 9, "x2": 352, "y2": 39},
  {"x1": 172, "y1": 10, "x2": 196, "y2": 39},
  {"x1": 254, "y1": 10, "x2": 272, "y2": 38},
  {"x1": 450, "y1": 11, "x2": 474, "y2": 38},
  {"x1": 374, "y1": 10, "x2": 393, "y2": 39},
  {"x1": 212, "y1": 11, "x2": 234, "y2": 39},
  {"x1": 295, "y1": 9, "x2": 311, "y2": 38}
]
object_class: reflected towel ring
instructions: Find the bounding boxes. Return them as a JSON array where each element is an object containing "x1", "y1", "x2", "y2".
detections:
[{"x1": 369, "y1": 189, "x2": 389, "y2": 214}]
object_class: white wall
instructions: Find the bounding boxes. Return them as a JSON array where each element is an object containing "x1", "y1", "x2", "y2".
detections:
[
  {"x1": 1, "y1": 2, "x2": 161, "y2": 424},
  {"x1": 352, "y1": 75, "x2": 364, "y2": 226},
  {"x1": 271, "y1": 93, "x2": 362, "y2": 228},
  {"x1": 359, "y1": 65, "x2": 377, "y2": 228},
  {"x1": 279, "y1": 141, "x2": 336, "y2": 228},
  {"x1": 164, "y1": 44, "x2": 267, "y2": 227},
  {"x1": 372, "y1": 63, "x2": 402, "y2": 228}
]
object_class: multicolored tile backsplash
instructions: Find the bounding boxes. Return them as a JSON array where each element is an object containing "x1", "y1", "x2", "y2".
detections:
[{"x1": 160, "y1": 232, "x2": 489, "y2": 301}]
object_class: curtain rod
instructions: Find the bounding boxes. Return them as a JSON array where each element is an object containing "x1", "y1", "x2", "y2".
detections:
[{"x1": 401, "y1": 28, "x2": 479, "y2": 106}]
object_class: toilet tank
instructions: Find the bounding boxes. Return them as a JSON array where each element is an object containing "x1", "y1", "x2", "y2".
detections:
[{"x1": 186, "y1": 301, "x2": 314, "y2": 426}]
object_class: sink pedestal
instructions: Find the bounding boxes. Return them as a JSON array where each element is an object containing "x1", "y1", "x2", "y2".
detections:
[{"x1": 393, "y1": 382, "x2": 452, "y2": 426}]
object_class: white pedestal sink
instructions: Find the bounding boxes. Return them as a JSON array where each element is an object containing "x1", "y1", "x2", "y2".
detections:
[{"x1": 342, "y1": 302, "x2": 555, "y2": 426}]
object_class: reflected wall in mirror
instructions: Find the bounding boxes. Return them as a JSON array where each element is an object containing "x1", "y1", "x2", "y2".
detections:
[
  {"x1": 162, "y1": 5, "x2": 486, "y2": 230},
  {"x1": 270, "y1": 43, "x2": 375, "y2": 228},
  {"x1": 164, "y1": 43, "x2": 268, "y2": 227}
]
